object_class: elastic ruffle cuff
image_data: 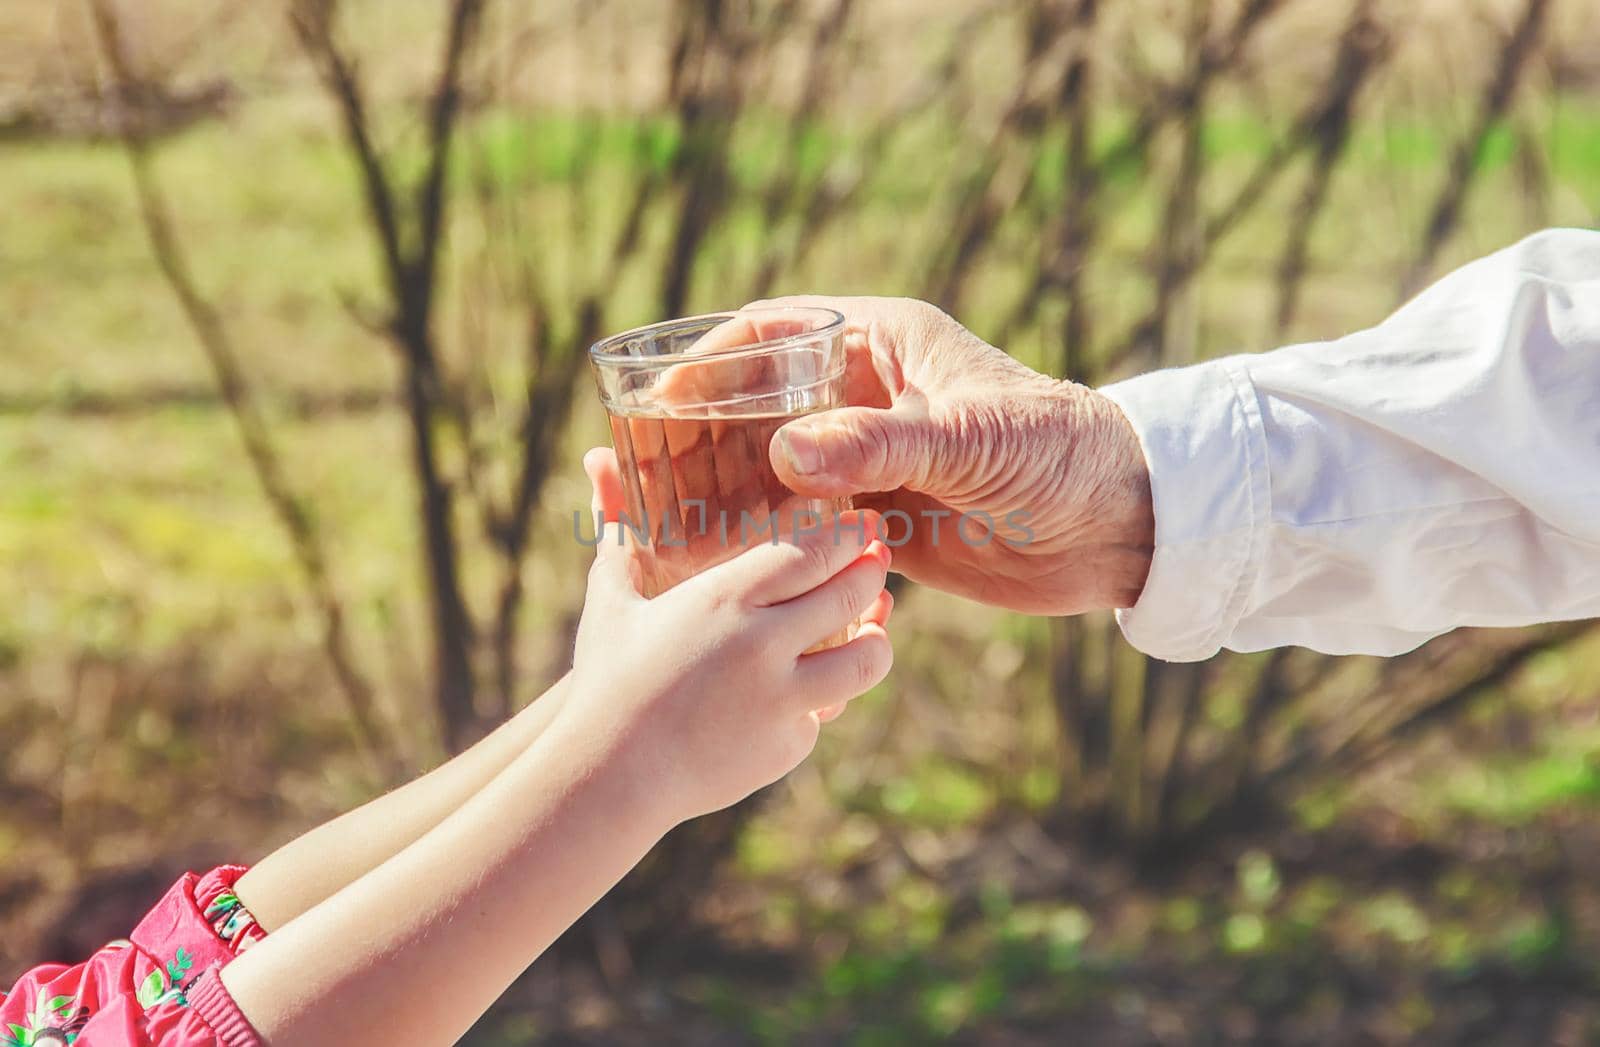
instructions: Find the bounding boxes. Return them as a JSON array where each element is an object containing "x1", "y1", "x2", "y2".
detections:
[{"x1": 187, "y1": 965, "x2": 265, "y2": 1047}]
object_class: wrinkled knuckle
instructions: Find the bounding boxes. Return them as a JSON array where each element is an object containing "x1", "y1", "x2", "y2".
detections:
[
  {"x1": 893, "y1": 419, "x2": 942, "y2": 489},
  {"x1": 856, "y1": 413, "x2": 896, "y2": 479}
]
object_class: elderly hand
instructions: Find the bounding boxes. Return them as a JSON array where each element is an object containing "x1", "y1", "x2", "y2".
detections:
[{"x1": 747, "y1": 295, "x2": 1155, "y2": 615}]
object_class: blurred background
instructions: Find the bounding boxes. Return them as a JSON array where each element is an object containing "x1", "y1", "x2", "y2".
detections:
[{"x1": 3, "y1": 0, "x2": 1600, "y2": 1042}]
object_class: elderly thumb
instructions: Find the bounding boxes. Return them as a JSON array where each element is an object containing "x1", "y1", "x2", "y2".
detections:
[{"x1": 769, "y1": 402, "x2": 940, "y2": 497}]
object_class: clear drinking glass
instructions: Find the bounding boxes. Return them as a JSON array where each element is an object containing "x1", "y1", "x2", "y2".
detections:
[{"x1": 589, "y1": 306, "x2": 851, "y2": 617}]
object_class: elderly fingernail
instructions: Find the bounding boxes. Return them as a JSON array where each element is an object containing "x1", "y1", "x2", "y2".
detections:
[{"x1": 779, "y1": 424, "x2": 824, "y2": 476}]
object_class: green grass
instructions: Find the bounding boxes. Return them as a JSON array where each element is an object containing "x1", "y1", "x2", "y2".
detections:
[{"x1": 1444, "y1": 753, "x2": 1600, "y2": 823}]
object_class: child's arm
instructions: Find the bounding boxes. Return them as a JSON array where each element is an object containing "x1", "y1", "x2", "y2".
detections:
[
  {"x1": 220, "y1": 510, "x2": 894, "y2": 1046},
  {"x1": 231, "y1": 675, "x2": 571, "y2": 933},
  {"x1": 232, "y1": 450, "x2": 631, "y2": 933}
]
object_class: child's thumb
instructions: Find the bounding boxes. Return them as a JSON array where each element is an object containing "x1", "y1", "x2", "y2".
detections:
[
  {"x1": 586, "y1": 521, "x2": 644, "y2": 602},
  {"x1": 583, "y1": 446, "x2": 627, "y2": 522}
]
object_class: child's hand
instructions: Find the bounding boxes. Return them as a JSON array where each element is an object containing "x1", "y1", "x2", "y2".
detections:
[{"x1": 563, "y1": 449, "x2": 895, "y2": 825}]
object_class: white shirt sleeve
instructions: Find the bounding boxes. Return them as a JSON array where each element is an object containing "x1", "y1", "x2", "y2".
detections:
[{"x1": 1100, "y1": 228, "x2": 1600, "y2": 662}]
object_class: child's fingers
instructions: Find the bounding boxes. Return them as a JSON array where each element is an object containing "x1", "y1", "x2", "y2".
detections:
[
  {"x1": 791, "y1": 621, "x2": 893, "y2": 715},
  {"x1": 699, "y1": 509, "x2": 880, "y2": 606},
  {"x1": 583, "y1": 446, "x2": 627, "y2": 522},
  {"x1": 813, "y1": 594, "x2": 892, "y2": 723},
  {"x1": 860, "y1": 588, "x2": 894, "y2": 630},
  {"x1": 772, "y1": 542, "x2": 891, "y2": 652}
]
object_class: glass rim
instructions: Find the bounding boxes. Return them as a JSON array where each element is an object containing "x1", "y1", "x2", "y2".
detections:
[
  {"x1": 587, "y1": 306, "x2": 846, "y2": 370},
  {"x1": 599, "y1": 373, "x2": 842, "y2": 416}
]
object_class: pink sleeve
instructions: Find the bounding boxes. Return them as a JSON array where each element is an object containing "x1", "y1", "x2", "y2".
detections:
[{"x1": 0, "y1": 867, "x2": 266, "y2": 1046}]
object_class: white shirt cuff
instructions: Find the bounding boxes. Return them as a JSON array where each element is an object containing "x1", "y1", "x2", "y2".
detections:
[{"x1": 1098, "y1": 356, "x2": 1270, "y2": 662}]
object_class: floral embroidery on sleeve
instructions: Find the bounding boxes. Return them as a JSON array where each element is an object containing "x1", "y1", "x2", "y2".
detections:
[
  {"x1": 133, "y1": 947, "x2": 195, "y2": 1011},
  {"x1": 2, "y1": 865, "x2": 269, "y2": 1045},
  {"x1": 2, "y1": 988, "x2": 88, "y2": 1046}
]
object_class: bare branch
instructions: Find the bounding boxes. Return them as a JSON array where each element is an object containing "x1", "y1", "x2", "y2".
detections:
[
  {"x1": 922, "y1": 0, "x2": 1085, "y2": 311},
  {"x1": 290, "y1": 0, "x2": 488, "y2": 751},
  {"x1": 1401, "y1": 0, "x2": 1551, "y2": 297},
  {"x1": 289, "y1": 0, "x2": 407, "y2": 313},
  {"x1": 88, "y1": 0, "x2": 391, "y2": 772},
  {"x1": 1271, "y1": 624, "x2": 1593, "y2": 790},
  {"x1": 414, "y1": 0, "x2": 489, "y2": 314},
  {"x1": 1088, "y1": 0, "x2": 1290, "y2": 194},
  {"x1": 1271, "y1": 0, "x2": 1386, "y2": 333},
  {"x1": 1100, "y1": 0, "x2": 1389, "y2": 375}
]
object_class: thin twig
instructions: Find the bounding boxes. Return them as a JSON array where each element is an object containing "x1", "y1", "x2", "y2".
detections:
[
  {"x1": 88, "y1": 0, "x2": 391, "y2": 773},
  {"x1": 1271, "y1": 0, "x2": 1386, "y2": 333},
  {"x1": 290, "y1": 0, "x2": 486, "y2": 751},
  {"x1": 1401, "y1": 0, "x2": 1551, "y2": 297}
]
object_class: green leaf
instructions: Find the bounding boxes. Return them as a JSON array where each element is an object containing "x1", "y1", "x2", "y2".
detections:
[
  {"x1": 135, "y1": 969, "x2": 167, "y2": 1009},
  {"x1": 167, "y1": 945, "x2": 196, "y2": 985},
  {"x1": 44, "y1": 996, "x2": 73, "y2": 1016}
]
